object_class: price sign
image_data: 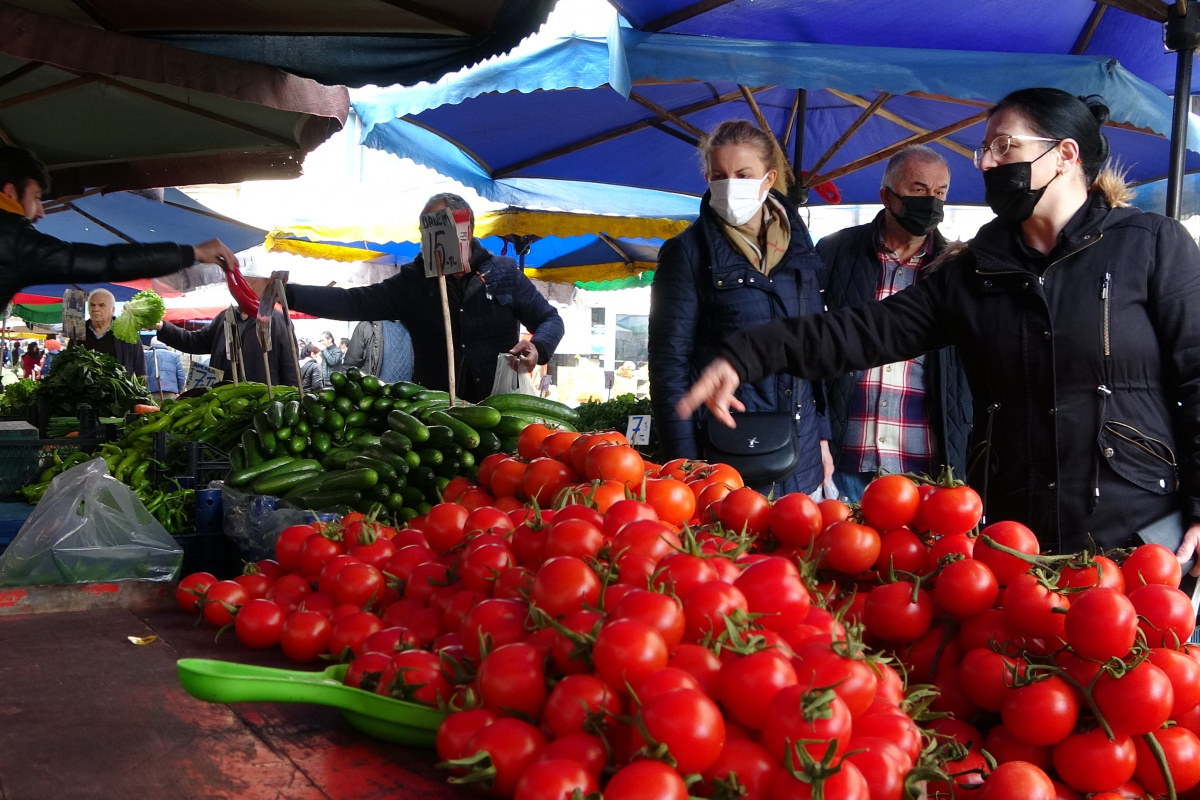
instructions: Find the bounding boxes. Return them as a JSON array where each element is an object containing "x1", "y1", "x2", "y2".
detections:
[
  {"x1": 184, "y1": 362, "x2": 223, "y2": 391},
  {"x1": 419, "y1": 207, "x2": 471, "y2": 278},
  {"x1": 625, "y1": 414, "x2": 651, "y2": 446},
  {"x1": 62, "y1": 289, "x2": 87, "y2": 341}
]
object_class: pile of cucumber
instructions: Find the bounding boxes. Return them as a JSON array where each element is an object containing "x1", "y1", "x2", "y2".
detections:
[{"x1": 224, "y1": 368, "x2": 579, "y2": 518}]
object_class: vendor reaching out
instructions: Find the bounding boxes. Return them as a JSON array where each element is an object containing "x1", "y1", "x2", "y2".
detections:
[
  {"x1": 0, "y1": 145, "x2": 240, "y2": 309},
  {"x1": 281, "y1": 193, "x2": 565, "y2": 403}
]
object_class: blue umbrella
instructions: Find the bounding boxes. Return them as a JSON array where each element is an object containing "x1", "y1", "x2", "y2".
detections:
[{"x1": 353, "y1": 33, "x2": 1200, "y2": 210}]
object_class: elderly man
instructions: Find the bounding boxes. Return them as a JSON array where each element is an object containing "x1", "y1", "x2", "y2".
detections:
[
  {"x1": 69, "y1": 288, "x2": 147, "y2": 376},
  {"x1": 816, "y1": 144, "x2": 973, "y2": 501},
  {"x1": 0, "y1": 145, "x2": 239, "y2": 311},
  {"x1": 283, "y1": 193, "x2": 564, "y2": 403}
]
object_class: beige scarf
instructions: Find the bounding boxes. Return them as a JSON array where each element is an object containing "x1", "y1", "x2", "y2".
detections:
[{"x1": 717, "y1": 195, "x2": 792, "y2": 276}]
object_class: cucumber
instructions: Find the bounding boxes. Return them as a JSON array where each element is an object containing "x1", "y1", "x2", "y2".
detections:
[
  {"x1": 403, "y1": 450, "x2": 422, "y2": 469},
  {"x1": 266, "y1": 400, "x2": 285, "y2": 429},
  {"x1": 458, "y1": 450, "x2": 476, "y2": 469},
  {"x1": 483, "y1": 393, "x2": 580, "y2": 424},
  {"x1": 358, "y1": 396, "x2": 375, "y2": 413},
  {"x1": 362, "y1": 445, "x2": 411, "y2": 472},
  {"x1": 334, "y1": 396, "x2": 355, "y2": 417},
  {"x1": 361, "y1": 375, "x2": 383, "y2": 395},
  {"x1": 256, "y1": 458, "x2": 323, "y2": 480},
  {"x1": 317, "y1": 467, "x2": 379, "y2": 492},
  {"x1": 295, "y1": 420, "x2": 311, "y2": 437},
  {"x1": 227, "y1": 456, "x2": 296, "y2": 488},
  {"x1": 366, "y1": 481, "x2": 393, "y2": 502},
  {"x1": 413, "y1": 389, "x2": 451, "y2": 402},
  {"x1": 304, "y1": 403, "x2": 327, "y2": 427},
  {"x1": 387, "y1": 409, "x2": 430, "y2": 442},
  {"x1": 344, "y1": 381, "x2": 364, "y2": 403},
  {"x1": 401, "y1": 485, "x2": 426, "y2": 506},
  {"x1": 229, "y1": 444, "x2": 247, "y2": 472},
  {"x1": 409, "y1": 465, "x2": 436, "y2": 489},
  {"x1": 329, "y1": 372, "x2": 348, "y2": 391},
  {"x1": 494, "y1": 412, "x2": 576, "y2": 436},
  {"x1": 473, "y1": 429, "x2": 502, "y2": 457},
  {"x1": 286, "y1": 436, "x2": 308, "y2": 456},
  {"x1": 321, "y1": 447, "x2": 360, "y2": 470},
  {"x1": 407, "y1": 398, "x2": 450, "y2": 419},
  {"x1": 381, "y1": 430, "x2": 413, "y2": 454},
  {"x1": 390, "y1": 381, "x2": 424, "y2": 399},
  {"x1": 323, "y1": 409, "x2": 345, "y2": 433},
  {"x1": 311, "y1": 430, "x2": 333, "y2": 454},
  {"x1": 241, "y1": 429, "x2": 265, "y2": 467},
  {"x1": 345, "y1": 367, "x2": 363, "y2": 382},
  {"x1": 282, "y1": 472, "x2": 331, "y2": 498},
  {"x1": 287, "y1": 489, "x2": 362, "y2": 510},
  {"x1": 344, "y1": 411, "x2": 368, "y2": 429},
  {"x1": 417, "y1": 447, "x2": 444, "y2": 467},
  {"x1": 373, "y1": 397, "x2": 395, "y2": 415},
  {"x1": 425, "y1": 425, "x2": 454, "y2": 447},
  {"x1": 275, "y1": 426, "x2": 293, "y2": 442},
  {"x1": 427, "y1": 410, "x2": 481, "y2": 449},
  {"x1": 254, "y1": 466, "x2": 323, "y2": 496},
  {"x1": 319, "y1": 389, "x2": 337, "y2": 406},
  {"x1": 347, "y1": 455, "x2": 398, "y2": 484},
  {"x1": 354, "y1": 434, "x2": 383, "y2": 449},
  {"x1": 445, "y1": 404, "x2": 503, "y2": 430},
  {"x1": 283, "y1": 400, "x2": 301, "y2": 428},
  {"x1": 254, "y1": 411, "x2": 278, "y2": 454}
]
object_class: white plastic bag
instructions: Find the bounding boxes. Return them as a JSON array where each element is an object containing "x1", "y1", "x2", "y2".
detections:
[
  {"x1": 808, "y1": 480, "x2": 841, "y2": 504},
  {"x1": 490, "y1": 353, "x2": 538, "y2": 396},
  {"x1": 0, "y1": 458, "x2": 182, "y2": 586}
]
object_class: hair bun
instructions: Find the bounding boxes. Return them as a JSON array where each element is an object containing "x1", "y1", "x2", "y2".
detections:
[{"x1": 1078, "y1": 94, "x2": 1111, "y2": 127}]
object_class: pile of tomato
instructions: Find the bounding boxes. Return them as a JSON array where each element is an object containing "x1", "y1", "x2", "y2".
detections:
[{"x1": 177, "y1": 425, "x2": 1200, "y2": 800}]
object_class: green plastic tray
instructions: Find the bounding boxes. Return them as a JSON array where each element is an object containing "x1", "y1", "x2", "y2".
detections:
[{"x1": 177, "y1": 658, "x2": 444, "y2": 747}]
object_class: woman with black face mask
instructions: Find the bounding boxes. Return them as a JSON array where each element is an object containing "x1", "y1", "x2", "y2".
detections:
[{"x1": 676, "y1": 88, "x2": 1200, "y2": 567}]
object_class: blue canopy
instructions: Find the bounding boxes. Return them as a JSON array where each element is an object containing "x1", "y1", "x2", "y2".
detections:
[
  {"x1": 609, "y1": 0, "x2": 1194, "y2": 95},
  {"x1": 354, "y1": 32, "x2": 1200, "y2": 208},
  {"x1": 37, "y1": 189, "x2": 265, "y2": 250}
]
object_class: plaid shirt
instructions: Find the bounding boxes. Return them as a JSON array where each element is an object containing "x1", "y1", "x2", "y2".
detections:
[{"x1": 839, "y1": 223, "x2": 936, "y2": 475}]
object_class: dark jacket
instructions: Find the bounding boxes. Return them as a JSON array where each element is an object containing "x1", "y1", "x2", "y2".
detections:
[
  {"x1": 346, "y1": 321, "x2": 384, "y2": 376},
  {"x1": 719, "y1": 188, "x2": 1200, "y2": 553},
  {"x1": 158, "y1": 307, "x2": 298, "y2": 387},
  {"x1": 72, "y1": 321, "x2": 146, "y2": 377},
  {"x1": 648, "y1": 191, "x2": 831, "y2": 495},
  {"x1": 145, "y1": 343, "x2": 186, "y2": 394},
  {"x1": 299, "y1": 356, "x2": 323, "y2": 393},
  {"x1": 0, "y1": 209, "x2": 192, "y2": 310},
  {"x1": 816, "y1": 212, "x2": 973, "y2": 476},
  {"x1": 320, "y1": 343, "x2": 343, "y2": 383},
  {"x1": 285, "y1": 240, "x2": 565, "y2": 403}
]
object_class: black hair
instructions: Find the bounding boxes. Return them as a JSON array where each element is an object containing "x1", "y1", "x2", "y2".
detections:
[
  {"x1": 0, "y1": 146, "x2": 50, "y2": 196},
  {"x1": 989, "y1": 88, "x2": 1111, "y2": 184}
]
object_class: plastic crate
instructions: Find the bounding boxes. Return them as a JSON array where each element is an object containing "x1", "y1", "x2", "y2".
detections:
[{"x1": 0, "y1": 438, "x2": 103, "y2": 498}]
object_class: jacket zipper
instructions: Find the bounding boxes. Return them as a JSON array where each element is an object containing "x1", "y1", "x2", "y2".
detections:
[
  {"x1": 1036, "y1": 233, "x2": 1104, "y2": 286},
  {"x1": 1100, "y1": 272, "x2": 1111, "y2": 358}
]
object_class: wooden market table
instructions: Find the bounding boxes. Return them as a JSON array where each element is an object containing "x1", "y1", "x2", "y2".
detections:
[{"x1": 0, "y1": 582, "x2": 471, "y2": 800}]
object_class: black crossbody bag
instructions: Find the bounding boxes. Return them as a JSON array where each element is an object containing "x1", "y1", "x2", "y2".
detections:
[{"x1": 702, "y1": 411, "x2": 800, "y2": 485}]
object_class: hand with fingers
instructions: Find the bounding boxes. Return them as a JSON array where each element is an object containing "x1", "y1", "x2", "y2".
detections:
[
  {"x1": 675, "y1": 357, "x2": 744, "y2": 427},
  {"x1": 193, "y1": 239, "x2": 239, "y2": 272}
]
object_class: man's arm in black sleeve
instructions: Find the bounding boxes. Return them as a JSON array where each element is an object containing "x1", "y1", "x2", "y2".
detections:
[
  {"x1": 157, "y1": 318, "x2": 218, "y2": 355},
  {"x1": 15, "y1": 223, "x2": 193, "y2": 285}
]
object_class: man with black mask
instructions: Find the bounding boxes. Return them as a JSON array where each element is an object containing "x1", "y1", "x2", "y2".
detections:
[{"x1": 815, "y1": 145, "x2": 972, "y2": 501}]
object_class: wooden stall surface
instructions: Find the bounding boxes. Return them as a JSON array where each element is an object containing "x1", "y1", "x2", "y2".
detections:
[{"x1": 0, "y1": 592, "x2": 470, "y2": 800}]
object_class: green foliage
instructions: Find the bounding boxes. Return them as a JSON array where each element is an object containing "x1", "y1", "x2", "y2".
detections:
[
  {"x1": 0, "y1": 378, "x2": 37, "y2": 414},
  {"x1": 574, "y1": 393, "x2": 660, "y2": 460},
  {"x1": 38, "y1": 346, "x2": 150, "y2": 417},
  {"x1": 112, "y1": 289, "x2": 165, "y2": 343}
]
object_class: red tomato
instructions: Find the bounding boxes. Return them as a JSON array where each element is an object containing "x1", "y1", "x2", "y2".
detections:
[
  {"x1": 767, "y1": 492, "x2": 824, "y2": 549},
  {"x1": 1122, "y1": 543, "x2": 1182, "y2": 589},
  {"x1": 517, "y1": 423, "x2": 555, "y2": 460},
  {"x1": 772, "y1": 757, "x2": 867, "y2": 800},
  {"x1": 718, "y1": 487, "x2": 771, "y2": 536},
  {"x1": 463, "y1": 717, "x2": 546, "y2": 798},
  {"x1": 699, "y1": 739, "x2": 778, "y2": 800},
  {"x1": 859, "y1": 474, "x2": 920, "y2": 530},
  {"x1": 332, "y1": 562, "x2": 386, "y2": 610},
  {"x1": 233, "y1": 598, "x2": 285, "y2": 649},
  {"x1": 1000, "y1": 676, "x2": 1078, "y2": 746},
  {"x1": 233, "y1": 571, "x2": 273, "y2": 600},
  {"x1": 920, "y1": 484, "x2": 983, "y2": 537},
  {"x1": 1129, "y1": 583, "x2": 1196, "y2": 647},
  {"x1": 760, "y1": 684, "x2": 852, "y2": 766},
  {"x1": 1002, "y1": 572, "x2": 1068, "y2": 642},
  {"x1": 477, "y1": 642, "x2": 547, "y2": 718},
  {"x1": 521, "y1": 457, "x2": 576, "y2": 507},
  {"x1": 1133, "y1": 726, "x2": 1200, "y2": 795},
  {"x1": 176, "y1": 571, "x2": 217, "y2": 612},
  {"x1": 818, "y1": 521, "x2": 881, "y2": 575},
  {"x1": 542, "y1": 674, "x2": 621, "y2": 738},
  {"x1": 716, "y1": 650, "x2": 797, "y2": 730},
  {"x1": 584, "y1": 444, "x2": 644, "y2": 487},
  {"x1": 977, "y1": 761, "x2": 1056, "y2": 800},
  {"x1": 668, "y1": 642, "x2": 724, "y2": 697},
  {"x1": 682, "y1": 581, "x2": 749, "y2": 642},
  {"x1": 933, "y1": 558, "x2": 998, "y2": 619},
  {"x1": 633, "y1": 667, "x2": 703, "y2": 705},
  {"x1": 1064, "y1": 587, "x2": 1137, "y2": 660},
  {"x1": 436, "y1": 708, "x2": 498, "y2": 765},
  {"x1": 279, "y1": 610, "x2": 332, "y2": 663},
  {"x1": 327, "y1": 611, "x2": 384, "y2": 660},
  {"x1": 974, "y1": 520, "x2": 1039, "y2": 586},
  {"x1": 610, "y1": 519, "x2": 681, "y2": 565},
  {"x1": 792, "y1": 641, "x2": 879, "y2": 719},
  {"x1": 424, "y1": 503, "x2": 470, "y2": 553},
  {"x1": 604, "y1": 760, "x2": 688, "y2": 800},
  {"x1": 1094, "y1": 660, "x2": 1174, "y2": 735},
  {"x1": 378, "y1": 649, "x2": 451, "y2": 705},
  {"x1": 514, "y1": 758, "x2": 598, "y2": 800},
  {"x1": 529, "y1": 556, "x2": 600, "y2": 617},
  {"x1": 536, "y1": 733, "x2": 608, "y2": 780},
  {"x1": 1058, "y1": 555, "x2": 1125, "y2": 592},
  {"x1": 201, "y1": 580, "x2": 249, "y2": 627},
  {"x1": 591, "y1": 618, "x2": 668, "y2": 690},
  {"x1": 875, "y1": 528, "x2": 928, "y2": 574},
  {"x1": 543, "y1": 518, "x2": 603, "y2": 560},
  {"x1": 343, "y1": 651, "x2": 391, "y2": 692},
  {"x1": 299, "y1": 533, "x2": 344, "y2": 578},
  {"x1": 610, "y1": 589, "x2": 685, "y2": 649},
  {"x1": 275, "y1": 523, "x2": 318, "y2": 572},
  {"x1": 958, "y1": 648, "x2": 1024, "y2": 711},
  {"x1": 632, "y1": 688, "x2": 726, "y2": 774},
  {"x1": 459, "y1": 598, "x2": 527, "y2": 663},
  {"x1": 459, "y1": 543, "x2": 516, "y2": 593},
  {"x1": 1052, "y1": 729, "x2": 1136, "y2": 794},
  {"x1": 652, "y1": 552, "x2": 719, "y2": 599},
  {"x1": 733, "y1": 556, "x2": 811, "y2": 631},
  {"x1": 1147, "y1": 646, "x2": 1200, "y2": 716},
  {"x1": 863, "y1": 581, "x2": 933, "y2": 643}
]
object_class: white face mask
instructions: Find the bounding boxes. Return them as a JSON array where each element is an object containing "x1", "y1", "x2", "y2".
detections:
[{"x1": 708, "y1": 176, "x2": 768, "y2": 226}]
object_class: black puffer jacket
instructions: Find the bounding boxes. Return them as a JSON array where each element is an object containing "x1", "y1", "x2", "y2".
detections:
[
  {"x1": 649, "y1": 191, "x2": 830, "y2": 495},
  {"x1": 286, "y1": 240, "x2": 564, "y2": 404},
  {"x1": 720, "y1": 187, "x2": 1200, "y2": 553},
  {"x1": 816, "y1": 212, "x2": 973, "y2": 476},
  {"x1": 0, "y1": 209, "x2": 192, "y2": 310}
]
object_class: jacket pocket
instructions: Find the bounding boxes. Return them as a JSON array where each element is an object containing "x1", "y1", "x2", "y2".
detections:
[{"x1": 1097, "y1": 420, "x2": 1178, "y2": 495}]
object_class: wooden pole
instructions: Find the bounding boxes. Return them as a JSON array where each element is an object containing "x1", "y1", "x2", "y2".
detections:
[
  {"x1": 262, "y1": 352, "x2": 274, "y2": 399},
  {"x1": 151, "y1": 346, "x2": 165, "y2": 403},
  {"x1": 437, "y1": 265, "x2": 457, "y2": 407},
  {"x1": 223, "y1": 309, "x2": 239, "y2": 385},
  {"x1": 274, "y1": 276, "x2": 304, "y2": 395},
  {"x1": 803, "y1": 92, "x2": 892, "y2": 186}
]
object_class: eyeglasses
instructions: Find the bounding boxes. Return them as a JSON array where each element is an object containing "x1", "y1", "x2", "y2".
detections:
[{"x1": 973, "y1": 135, "x2": 1062, "y2": 169}]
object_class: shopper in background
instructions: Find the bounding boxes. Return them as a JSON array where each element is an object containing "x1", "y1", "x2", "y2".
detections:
[
  {"x1": 144, "y1": 337, "x2": 186, "y2": 400},
  {"x1": 20, "y1": 342, "x2": 39, "y2": 380},
  {"x1": 317, "y1": 331, "x2": 342, "y2": 385},
  {"x1": 299, "y1": 343, "x2": 323, "y2": 393},
  {"x1": 678, "y1": 88, "x2": 1200, "y2": 564},
  {"x1": 817, "y1": 145, "x2": 972, "y2": 501},
  {"x1": 38, "y1": 338, "x2": 61, "y2": 379},
  {"x1": 344, "y1": 320, "x2": 414, "y2": 383},
  {"x1": 648, "y1": 119, "x2": 833, "y2": 497}
]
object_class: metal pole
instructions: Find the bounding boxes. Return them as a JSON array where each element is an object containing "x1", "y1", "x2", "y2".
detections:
[
  {"x1": 1167, "y1": 49, "x2": 1194, "y2": 220},
  {"x1": 789, "y1": 89, "x2": 808, "y2": 206}
]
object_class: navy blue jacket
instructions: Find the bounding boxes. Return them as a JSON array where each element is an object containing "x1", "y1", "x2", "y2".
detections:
[
  {"x1": 816, "y1": 211, "x2": 973, "y2": 477},
  {"x1": 285, "y1": 240, "x2": 564, "y2": 403},
  {"x1": 649, "y1": 191, "x2": 830, "y2": 495}
]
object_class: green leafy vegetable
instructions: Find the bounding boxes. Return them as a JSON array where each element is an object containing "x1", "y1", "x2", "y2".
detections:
[
  {"x1": 112, "y1": 289, "x2": 165, "y2": 343},
  {"x1": 0, "y1": 378, "x2": 37, "y2": 415},
  {"x1": 38, "y1": 346, "x2": 150, "y2": 417}
]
